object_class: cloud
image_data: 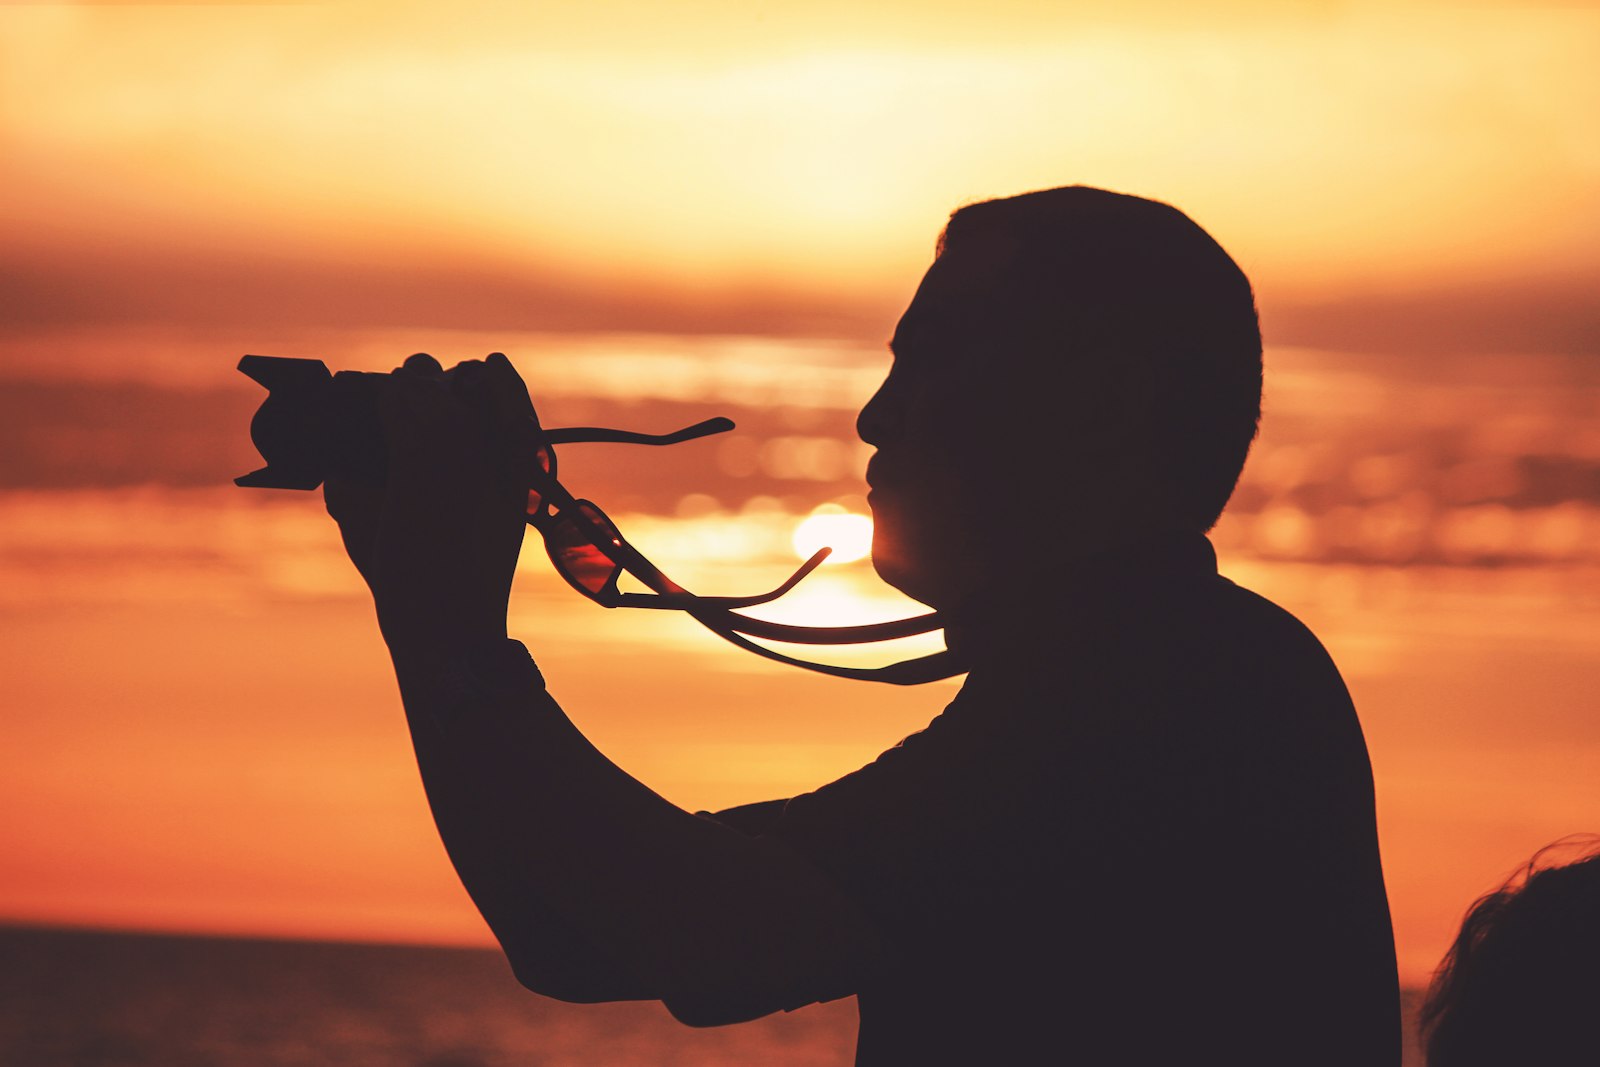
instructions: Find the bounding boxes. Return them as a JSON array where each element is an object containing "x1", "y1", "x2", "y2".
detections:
[
  {"x1": 0, "y1": 241, "x2": 890, "y2": 341},
  {"x1": 4, "y1": 233, "x2": 1596, "y2": 362},
  {"x1": 1261, "y1": 273, "x2": 1600, "y2": 357}
]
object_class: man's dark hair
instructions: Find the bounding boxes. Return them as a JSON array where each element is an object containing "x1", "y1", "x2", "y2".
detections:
[{"x1": 939, "y1": 185, "x2": 1262, "y2": 532}]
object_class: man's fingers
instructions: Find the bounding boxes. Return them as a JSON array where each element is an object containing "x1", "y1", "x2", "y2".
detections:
[
  {"x1": 484, "y1": 352, "x2": 535, "y2": 418},
  {"x1": 385, "y1": 353, "x2": 460, "y2": 443},
  {"x1": 379, "y1": 367, "x2": 502, "y2": 506},
  {"x1": 399, "y1": 352, "x2": 444, "y2": 376},
  {"x1": 376, "y1": 351, "x2": 537, "y2": 496},
  {"x1": 480, "y1": 352, "x2": 543, "y2": 467},
  {"x1": 448, "y1": 353, "x2": 534, "y2": 423},
  {"x1": 386, "y1": 367, "x2": 473, "y2": 436},
  {"x1": 442, "y1": 353, "x2": 541, "y2": 479}
]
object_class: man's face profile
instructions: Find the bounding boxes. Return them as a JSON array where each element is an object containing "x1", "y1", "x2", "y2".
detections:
[
  {"x1": 860, "y1": 227, "x2": 1153, "y2": 611},
  {"x1": 861, "y1": 238, "x2": 1056, "y2": 610}
]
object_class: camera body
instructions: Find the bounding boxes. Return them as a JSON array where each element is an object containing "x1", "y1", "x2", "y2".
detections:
[{"x1": 235, "y1": 355, "x2": 391, "y2": 490}]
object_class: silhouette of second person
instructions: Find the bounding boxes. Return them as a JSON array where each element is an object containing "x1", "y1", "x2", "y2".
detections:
[
  {"x1": 1421, "y1": 838, "x2": 1600, "y2": 1066},
  {"x1": 324, "y1": 186, "x2": 1401, "y2": 1065}
]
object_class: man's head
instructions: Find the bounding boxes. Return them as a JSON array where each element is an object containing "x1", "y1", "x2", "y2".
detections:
[{"x1": 859, "y1": 186, "x2": 1262, "y2": 609}]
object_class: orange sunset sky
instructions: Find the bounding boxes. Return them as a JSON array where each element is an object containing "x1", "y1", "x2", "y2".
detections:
[
  {"x1": 3, "y1": 1, "x2": 1598, "y2": 366},
  {"x1": 2, "y1": 0, "x2": 1598, "y2": 991}
]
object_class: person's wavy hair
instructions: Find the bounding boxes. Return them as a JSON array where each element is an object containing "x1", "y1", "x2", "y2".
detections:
[{"x1": 1419, "y1": 834, "x2": 1600, "y2": 1065}]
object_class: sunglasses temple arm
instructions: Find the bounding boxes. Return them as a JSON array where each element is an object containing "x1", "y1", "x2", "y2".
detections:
[
  {"x1": 694, "y1": 621, "x2": 966, "y2": 685},
  {"x1": 542, "y1": 417, "x2": 735, "y2": 447},
  {"x1": 690, "y1": 608, "x2": 946, "y2": 645},
  {"x1": 609, "y1": 547, "x2": 830, "y2": 610}
]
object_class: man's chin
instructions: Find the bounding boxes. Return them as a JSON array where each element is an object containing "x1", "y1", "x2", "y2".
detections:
[{"x1": 869, "y1": 550, "x2": 941, "y2": 610}]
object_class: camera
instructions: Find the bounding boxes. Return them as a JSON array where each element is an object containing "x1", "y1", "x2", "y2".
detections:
[{"x1": 234, "y1": 354, "x2": 391, "y2": 490}]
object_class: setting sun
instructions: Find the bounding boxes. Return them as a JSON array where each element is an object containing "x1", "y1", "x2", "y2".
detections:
[{"x1": 793, "y1": 504, "x2": 874, "y2": 565}]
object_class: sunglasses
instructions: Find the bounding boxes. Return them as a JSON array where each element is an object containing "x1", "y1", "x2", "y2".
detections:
[
  {"x1": 526, "y1": 418, "x2": 826, "y2": 610},
  {"x1": 524, "y1": 416, "x2": 964, "y2": 685}
]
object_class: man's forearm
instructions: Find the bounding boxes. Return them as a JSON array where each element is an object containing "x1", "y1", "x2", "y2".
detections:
[
  {"x1": 390, "y1": 639, "x2": 713, "y2": 1000},
  {"x1": 384, "y1": 638, "x2": 886, "y2": 1017}
]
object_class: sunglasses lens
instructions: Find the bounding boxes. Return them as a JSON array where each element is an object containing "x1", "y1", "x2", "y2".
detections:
[
  {"x1": 547, "y1": 503, "x2": 624, "y2": 596},
  {"x1": 526, "y1": 445, "x2": 555, "y2": 516}
]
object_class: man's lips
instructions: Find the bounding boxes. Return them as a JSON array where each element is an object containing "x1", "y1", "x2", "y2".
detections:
[{"x1": 865, "y1": 455, "x2": 889, "y2": 492}]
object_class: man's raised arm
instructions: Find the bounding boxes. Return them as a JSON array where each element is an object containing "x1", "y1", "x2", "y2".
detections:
[{"x1": 324, "y1": 355, "x2": 885, "y2": 1024}]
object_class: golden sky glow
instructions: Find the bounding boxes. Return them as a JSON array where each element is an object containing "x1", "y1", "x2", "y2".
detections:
[{"x1": 3, "y1": 0, "x2": 1598, "y2": 347}]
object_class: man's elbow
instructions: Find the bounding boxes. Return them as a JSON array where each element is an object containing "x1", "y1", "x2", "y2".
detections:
[
  {"x1": 504, "y1": 947, "x2": 655, "y2": 1005},
  {"x1": 662, "y1": 988, "x2": 786, "y2": 1028},
  {"x1": 507, "y1": 952, "x2": 790, "y2": 1026}
]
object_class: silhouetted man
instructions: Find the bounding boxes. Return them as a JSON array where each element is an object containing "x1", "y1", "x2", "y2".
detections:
[{"x1": 326, "y1": 186, "x2": 1400, "y2": 1065}]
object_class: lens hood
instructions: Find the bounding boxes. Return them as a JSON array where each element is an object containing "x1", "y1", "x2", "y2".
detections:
[{"x1": 235, "y1": 355, "x2": 389, "y2": 490}]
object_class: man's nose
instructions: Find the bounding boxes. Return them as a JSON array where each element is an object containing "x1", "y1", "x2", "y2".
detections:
[{"x1": 856, "y1": 381, "x2": 897, "y2": 447}]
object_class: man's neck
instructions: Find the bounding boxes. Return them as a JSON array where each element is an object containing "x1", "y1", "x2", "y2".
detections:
[{"x1": 942, "y1": 528, "x2": 1218, "y2": 665}]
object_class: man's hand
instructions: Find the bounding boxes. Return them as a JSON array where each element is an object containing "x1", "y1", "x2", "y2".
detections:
[{"x1": 324, "y1": 352, "x2": 536, "y2": 660}]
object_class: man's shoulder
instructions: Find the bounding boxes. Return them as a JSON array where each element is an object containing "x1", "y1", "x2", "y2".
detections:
[
  {"x1": 991, "y1": 574, "x2": 1341, "y2": 682},
  {"x1": 965, "y1": 574, "x2": 1358, "y2": 756},
  {"x1": 1205, "y1": 574, "x2": 1350, "y2": 689}
]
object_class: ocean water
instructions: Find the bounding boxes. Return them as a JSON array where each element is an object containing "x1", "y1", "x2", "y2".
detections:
[
  {"x1": 0, "y1": 926, "x2": 1424, "y2": 1066},
  {"x1": 0, "y1": 926, "x2": 859, "y2": 1067}
]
